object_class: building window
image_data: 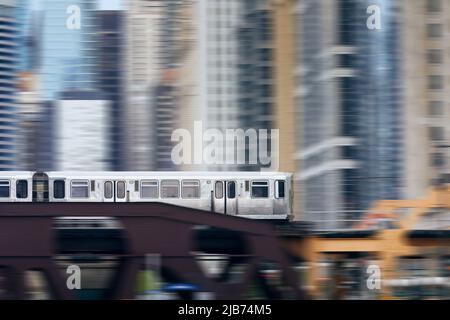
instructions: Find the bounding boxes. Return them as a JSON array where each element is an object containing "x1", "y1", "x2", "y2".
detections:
[
  {"x1": 70, "y1": 180, "x2": 89, "y2": 198},
  {"x1": 428, "y1": 101, "x2": 444, "y2": 116},
  {"x1": 161, "y1": 180, "x2": 179, "y2": 198},
  {"x1": 429, "y1": 127, "x2": 445, "y2": 141},
  {"x1": 0, "y1": 180, "x2": 10, "y2": 198},
  {"x1": 104, "y1": 181, "x2": 113, "y2": 199},
  {"x1": 427, "y1": 24, "x2": 442, "y2": 38},
  {"x1": 427, "y1": 0, "x2": 442, "y2": 13},
  {"x1": 54, "y1": 180, "x2": 65, "y2": 199},
  {"x1": 140, "y1": 180, "x2": 158, "y2": 199},
  {"x1": 431, "y1": 152, "x2": 445, "y2": 168},
  {"x1": 428, "y1": 75, "x2": 443, "y2": 90},
  {"x1": 251, "y1": 181, "x2": 269, "y2": 198},
  {"x1": 182, "y1": 180, "x2": 200, "y2": 199},
  {"x1": 428, "y1": 49, "x2": 443, "y2": 64},
  {"x1": 16, "y1": 180, "x2": 28, "y2": 199}
]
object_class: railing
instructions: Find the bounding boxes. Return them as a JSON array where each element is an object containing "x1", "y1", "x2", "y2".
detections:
[
  {"x1": 413, "y1": 217, "x2": 450, "y2": 230},
  {"x1": 303, "y1": 210, "x2": 396, "y2": 232},
  {"x1": 303, "y1": 211, "x2": 450, "y2": 232}
]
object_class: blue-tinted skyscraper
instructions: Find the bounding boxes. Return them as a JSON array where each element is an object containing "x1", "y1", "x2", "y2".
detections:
[
  {"x1": 296, "y1": 0, "x2": 403, "y2": 229},
  {"x1": 39, "y1": 0, "x2": 97, "y2": 99},
  {"x1": 0, "y1": 0, "x2": 19, "y2": 171},
  {"x1": 96, "y1": 10, "x2": 124, "y2": 170}
]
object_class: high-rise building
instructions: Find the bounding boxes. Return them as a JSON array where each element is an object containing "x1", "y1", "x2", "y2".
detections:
[
  {"x1": 153, "y1": 0, "x2": 183, "y2": 171},
  {"x1": 271, "y1": 0, "x2": 298, "y2": 217},
  {"x1": 15, "y1": 0, "x2": 32, "y2": 72},
  {"x1": 123, "y1": 0, "x2": 163, "y2": 170},
  {"x1": 16, "y1": 73, "x2": 41, "y2": 170},
  {"x1": 196, "y1": 0, "x2": 242, "y2": 170},
  {"x1": 402, "y1": 0, "x2": 450, "y2": 198},
  {"x1": 236, "y1": 0, "x2": 275, "y2": 171},
  {"x1": 176, "y1": 0, "x2": 202, "y2": 171},
  {"x1": 96, "y1": 10, "x2": 125, "y2": 170},
  {"x1": 38, "y1": 0, "x2": 98, "y2": 99},
  {"x1": 295, "y1": 0, "x2": 403, "y2": 229},
  {"x1": 153, "y1": 70, "x2": 179, "y2": 171},
  {"x1": 53, "y1": 90, "x2": 111, "y2": 171},
  {"x1": 0, "y1": 0, "x2": 19, "y2": 171}
]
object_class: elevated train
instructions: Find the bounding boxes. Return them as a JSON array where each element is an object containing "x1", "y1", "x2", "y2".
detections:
[{"x1": 0, "y1": 172, "x2": 293, "y2": 220}]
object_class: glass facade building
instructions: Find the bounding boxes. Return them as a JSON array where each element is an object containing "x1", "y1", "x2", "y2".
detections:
[
  {"x1": 0, "y1": 0, "x2": 19, "y2": 171},
  {"x1": 297, "y1": 0, "x2": 403, "y2": 229},
  {"x1": 38, "y1": 0, "x2": 98, "y2": 99},
  {"x1": 237, "y1": 0, "x2": 274, "y2": 171}
]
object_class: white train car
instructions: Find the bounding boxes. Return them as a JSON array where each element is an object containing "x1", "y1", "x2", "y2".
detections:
[
  {"x1": 0, "y1": 171, "x2": 34, "y2": 202},
  {"x1": 0, "y1": 172, "x2": 293, "y2": 220}
]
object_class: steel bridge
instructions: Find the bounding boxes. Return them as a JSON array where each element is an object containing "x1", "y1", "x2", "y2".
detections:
[{"x1": 0, "y1": 202, "x2": 306, "y2": 300}]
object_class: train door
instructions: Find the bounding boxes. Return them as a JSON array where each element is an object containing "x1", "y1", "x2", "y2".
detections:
[
  {"x1": 273, "y1": 180, "x2": 286, "y2": 214},
  {"x1": 226, "y1": 181, "x2": 237, "y2": 215},
  {"x1": 115, "y1": 180, "x2": 127, "y2": 202},
  {"x1": 213, "y1": 181, "x2": 224, "y2": 213},
  {"x1": 32, "y1": 172, "x2": 49, "y2": 202},
  {"x1": 213, "y1": 180, "x2": 237, "y2": 215}
]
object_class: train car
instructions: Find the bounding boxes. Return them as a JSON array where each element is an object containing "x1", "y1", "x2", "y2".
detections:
[
  {"x1": 0, "y1": 171, "x2": 293, "y2": 220},
  {"x1": 0, "y1": 171, "x2": 34, "y2": 202}
]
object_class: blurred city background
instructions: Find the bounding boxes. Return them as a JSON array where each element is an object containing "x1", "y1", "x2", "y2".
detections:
[{"x1": 0, "y1": 0, "x2": 449, "y2": 299}]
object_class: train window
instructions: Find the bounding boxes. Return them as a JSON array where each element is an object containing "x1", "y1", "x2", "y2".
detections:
[
  {"x1": 141, "y1": 180, "x2": 158, "y2": 198},
  {"x1": 0, "y1": 180, "x2": 9, "y2": 198},
  {"x1": 227, "y1": 181, "x2": 236, "y2": 199},
  {"x1": 182, "y1": 180, "x2": 200, "y2": 199},
  {"x1": 275, "y1": 180, "x2": 285, "y2": 198},
  {"x1": 16, "y1": 180, "x2": 28, "y2": 199},
  {"x1": 53, "y1": 180, "x2": 65, "y2": 199},
  {"x1": 161, "y1": 180, "x2": 179, "y2": 198},
  {"x1": 251, "y1": 181, "x2": 269, "y2": 198},
  {"x1": 116, "y1": 181, "x2": 126, "y2": 199},
  {"x1": 245, "y1": 181, "x2": 249, "y2": 192},
  {"x1": 70, "y1": 180, "x2": 89, "y2": 198},
  {"x1": 104, "y1": 181, "x2": 113, "y2": 199},
  {"x1": 90, "y1": 180, "x2": 95, "y2": 192},
  {"x1": 215, "y1": 181, "x2": 223, "y2": 199}
]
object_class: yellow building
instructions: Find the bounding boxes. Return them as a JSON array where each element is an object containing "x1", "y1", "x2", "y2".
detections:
[
  {"x1": 283, "y1": 186, "x2": 450, "y2": 300},
  {"x1": 271, "y1": 0, "x2": 301, "y2": 220}
]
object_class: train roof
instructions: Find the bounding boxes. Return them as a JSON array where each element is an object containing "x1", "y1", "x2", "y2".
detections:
[
  {"x1": 0, "y1": 171, "x2": 35, "y2": 178},
  {"x1": 0, "y1": 171, "x2": 292, "y2": 179}
]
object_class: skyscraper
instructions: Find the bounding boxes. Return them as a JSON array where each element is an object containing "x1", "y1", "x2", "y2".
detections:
[
  {"x1": 54, "y1": 90, "x2": 110, "y2": 171},
  {"x1": 196, "y1": 0, "x2": 242, "y2": 170},
  {"x1": 237, "y1": 0, "x2": 275, "y2": 171},
  {"x1": 153, "y1": 0, "x2": 183, "y2": 171},
  {"x1": 0, "y1": 0, "x2": 19, "y2": 171},
  {"x1": 38, "y1": 0, "x2": 98, "y2": 99},
  {"x1": 295, "y1": 0, "x2": 403, "y2": 229},
  {"x1": 123, "y1": 0, "x2": 162, "y2": 170},
  {"x1": 402, "y1": 0, "x2": 450, "y2": 198},
  {"x1": 96, "y1": 10, "x2": 125, "y2": 170},
  {"x1": 16, "y1": 73, "x2": 41, "y2": 170}
]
